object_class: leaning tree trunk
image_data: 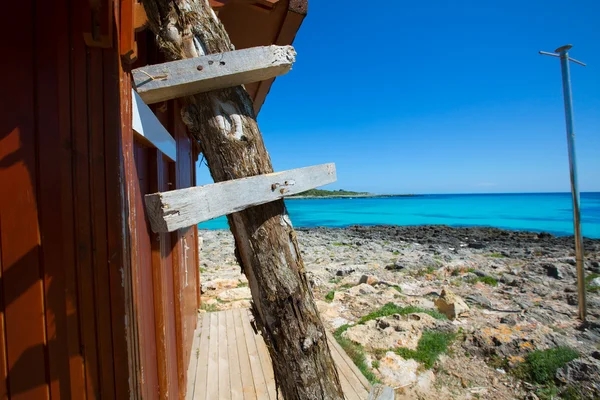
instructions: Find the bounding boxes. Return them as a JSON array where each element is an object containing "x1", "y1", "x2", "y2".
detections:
[{"x1": 141, "y1": 1, "x2": 344, "y2": 398}]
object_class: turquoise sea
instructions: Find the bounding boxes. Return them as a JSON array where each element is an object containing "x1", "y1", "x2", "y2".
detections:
[{"x1": 198, "y1": 192, "x2": 600, "y2": 239}]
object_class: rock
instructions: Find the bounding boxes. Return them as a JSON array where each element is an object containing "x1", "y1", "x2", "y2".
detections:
[
  {"x1": 567, "y1": 294, "x2": 578, "y2": 306},
  {"x1": 202, "y1": 278, "x2": 239, "y2": 292},
  {"x1": 358, "y1": 275, "x2": 379, "y2": 285},
  {"x1": 556, "y1": 359, "x2": 600, "y2": 396},
  {"x1": 347, "y1": 283, "x2": 378, "y2": 296},
  {"x1": 377, "y1": 352, "x2": 419, "y2": 387},
  {"x1": 500, "y1": 274, "x2": 519, "y2": 286},
  {"x1": 589, "y1": 277, "x2": 600, "y2": 288},
  {"x1": 466, "y1": 294, "x2": 492, "y2": 308},
  {"x1": 587, "y1": 260, "x2": 600, "y2": 273},
  {"x1": 468, "y1": 242, "x2": 486, "y2": 249},
  {"x1": 434, "y1": 288, "x2": 470, "y2": 319},
  {"x1": 329, "y1": 266, "x2": 355, "y2": 276},
  {"x1": 385, "y1": 261, "x2": 405, "y2": 271},
  {"x1": 344, "y1": 313, "x2": 443, "y2": 351},
  {"x1": 217, "y1": 287, "x2": 251, "y2": 302},
  {"x1": 542, "y1": 263, "x2": 565, "y2": 280}
]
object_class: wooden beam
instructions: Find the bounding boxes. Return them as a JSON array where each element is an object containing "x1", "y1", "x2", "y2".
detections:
[
  {"x1": 144, "y1": 163, "x2": 336, "y2": 233},
  {"x1": 131, "y1": 89, "x2": 177, "y2": 161},
  {"x1": 132, "y1": 45, "x2": 296, "y2": 104}
]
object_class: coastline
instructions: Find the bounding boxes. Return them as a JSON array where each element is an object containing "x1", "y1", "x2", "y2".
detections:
[
  {"x1": 199, "y1": 225, "x2": 600, "y2": 399},
  {"x1": 287, "y1": 194, "x2": 420, "y2": 199}
]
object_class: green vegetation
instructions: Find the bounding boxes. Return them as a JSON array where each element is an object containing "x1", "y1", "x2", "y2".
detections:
[
  {"x1": 513, "y1": 347, "x2": 579, "y2": 384},
  {"x1": 340, "y1": 283, "x2": 355, "y2": 289},
  {"x1": 392, "y1": 285, "x2": 402, "y2": 293},
  {"x1": 395, "y1": 331, "x2": 456, "y2": 369},
  {"x1": 329, "y1": 277, "x2": 342, "y2": 284},
  {"x1": 237, "y1": 281, "x2": 248, "y2": 288},
  {"x1": 325, "y1": 290, "x2": 335, "y2": 302},
  {"x1": 199, "y1": 267, "x2": 207, "y2": 273},
  {"x1": 371, "y1": 360, "x2": 380, "y2": 369},
  {"x1": 466, "y1": 275, "x2": 499, "y2": 287},
  {"x1": 291, "y1": 188, "x2": 370, "y2": 197},
  {"x1": 415, "y1": 265, "x2": 438, "y2": 277},
  {"x1": 332, "y1": 242, "x2": 351, "y2": 247},
  {"x1": 333, "y1": 325, "x2": 378, "y2": 383},
  {"x1": 200, "y1": 303, "x2": 219, "y2": 312},
  {"x1": 358, "y1": 303, "x2": 447, "y2": 324},
  {"x1": 392, "y1": 250, "x2": 400, "y2": 255},
  {"x1": 586, "y1": 273, "x2": 600, "y2": 293},
  {"x1": 485, "y1": 252, "x2": 506, "y2": 258}
]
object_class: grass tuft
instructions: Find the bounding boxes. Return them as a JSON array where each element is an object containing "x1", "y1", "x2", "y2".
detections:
[
  {"x1": 485, "y1": 252, "x2": 505, "y2": 258},
  {"x1": 513, "y1": 347, "x2": 579, "y2": 384},
  {"x1": 200, "y1": 303, "x2": 219, "y2": 312},
  {"x1": 333, "y1": 325, "x2": 378, "y2": 383},
  {"x1": 395, "y1": 331, "x2": 456, "y2": 369},
  {"x1": 358, "y1": 303, "x2": 447, "y2": 324},
  {"x1": 325, "y1": 290, "x2": 335, "y2": 302},
  {"x1": 586, "y1": 273, "x2": 600, "y2": 293},
  {"x1": 467, "y1": 276, "x2": 498, "y2": 286}
]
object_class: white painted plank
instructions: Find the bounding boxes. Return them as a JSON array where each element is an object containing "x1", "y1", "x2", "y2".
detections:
[
  {"x1": 132, "y1": 45, "x2": 296, "y2": 104},
  {"x1": 145, "y1": 163, "x2": 336, "y2": 233},
  {"x1": 131, "y1": 89, "x2": 177, "y2": 161}
]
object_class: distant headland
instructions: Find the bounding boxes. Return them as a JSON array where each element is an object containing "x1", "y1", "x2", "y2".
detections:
[{"x1": 287, "y1": 189, "x2": 418, "y2": 199}]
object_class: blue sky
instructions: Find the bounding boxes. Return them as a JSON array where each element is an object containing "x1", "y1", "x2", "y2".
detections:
[{"x1": 197, "y1": 0, "x2": 599, "y2": 194}]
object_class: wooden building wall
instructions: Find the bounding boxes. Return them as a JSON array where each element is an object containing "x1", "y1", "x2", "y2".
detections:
[{"x1": 0, "y1": 0, "x2": 200, "y2": 398}]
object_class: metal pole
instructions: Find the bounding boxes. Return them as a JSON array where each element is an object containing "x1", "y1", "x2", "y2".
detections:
[{"x1": 540, "y1": 44, "x2": 587, "y2": 320}]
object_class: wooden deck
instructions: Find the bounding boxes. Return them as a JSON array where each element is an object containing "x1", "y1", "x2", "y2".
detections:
[{"x1": 186, "y1": 308, "x2": 371, "y2": 400}]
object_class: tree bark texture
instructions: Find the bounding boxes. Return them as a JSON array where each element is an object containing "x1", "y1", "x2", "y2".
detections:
[{"x1": 141, "y1": 1, "x2": 345, "y2": 399}]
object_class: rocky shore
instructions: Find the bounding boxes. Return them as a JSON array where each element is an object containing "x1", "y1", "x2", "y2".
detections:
[{"x1": 199, "y1": 225, "x2": 600, "y2": 399}]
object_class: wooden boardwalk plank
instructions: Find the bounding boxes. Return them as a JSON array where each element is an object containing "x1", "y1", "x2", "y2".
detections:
[
  {"x1": 233, "y1": 309, "x2": 257, "y2": 400},
  {"x1": 326, "y1": 338, "x2": 363, "y2": 400},
  {"x1": 188, "y1": 310, "x2": 371, "y2": 400},
  {"x1": 327, "y1": 332, "x2": 370, "y2": 396},
  {"x1": 250, "y1": 312, "x2": 277, "y2": 400},
  {"x1": 218, "y1": 311, "x2": 232, "y2": 399},
  {"x1": 206, "y1": 313, "x2": 220, "y2": 399},
  {"x1": 225, "y1": 310, "x2": 244, "y2": 400},
  {"x1": 194, "y1": 313, "x2": 211, "y2": 400},
  {"x1": 185, "y1": 314, "x2": 203, "y2": 398},
  {"x1": 240, "y1": 310, "x2": 270, "y2": 400}
]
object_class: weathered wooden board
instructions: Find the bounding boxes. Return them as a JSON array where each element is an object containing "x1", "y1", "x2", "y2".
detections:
[
  {"x1": 145, "y1": 163, "x2": 336, "y2": 233},
  {"x1": 132, "y1": 45, "x2": 296, "y2": 104},
  {"x1": 132, "y1": 89, "x2": 177, "y2": 161}
]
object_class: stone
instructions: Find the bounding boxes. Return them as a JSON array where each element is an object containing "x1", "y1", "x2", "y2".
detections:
[
  {"x1": 217, "y1": 287, "x2": 251, "y2": 302},
  {"x1": 468, "y1": 242, "x2": 485, "y2": 249},
  {"x1": 385, "y1": 262, "x2": 405, "y2": 271},
  {"x1": 344, "y1": 313, "x2": 442, "y2": 351},
  {"x1": 556, "y1": 359, "x2": 600, "y2": 396},
  {"x1": 589, "y1": 277, "x2": 600, "y2": 288},
  {"x1": 347, "y1": 283, "x2": 378, "y2": 296},
  {"x1": 542, "y1": 263, "x2": 565, "y2": 280},
  {"x1": 434, "y1": 288, "x2": 470, "y2": 319},
  {"x1": 359, "y1": 275, "x2": 379, "y2": 285},
  {"x1": 466, "y1": 294, "x2": 493, "y2": 308},
  {"x1": 202, "y1": 278, "x2": 239, "y2": 291},
  {"x1": 377, "y1": 352, "x2": 419, "y2": 387}
]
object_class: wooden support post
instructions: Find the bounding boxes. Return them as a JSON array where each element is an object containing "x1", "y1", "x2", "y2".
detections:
[
  {"x1": 132, "y1": 45, "x2": 296, "y2": 104},
  {"x1": 145, "y1": 163, "x2": 336, "y2": 232},
  {"x1": 141, "y1": 1, "x2": 345, "y2": 399}
]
